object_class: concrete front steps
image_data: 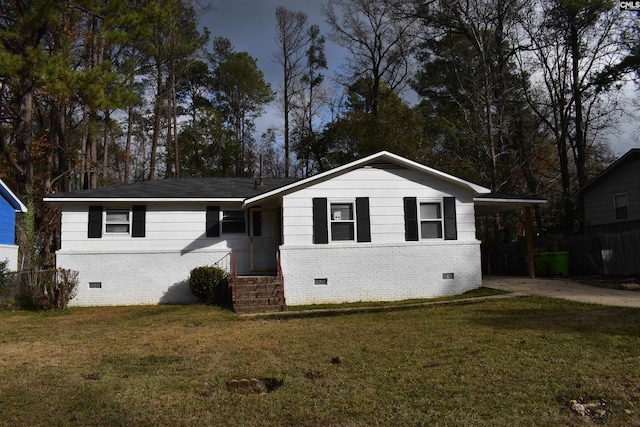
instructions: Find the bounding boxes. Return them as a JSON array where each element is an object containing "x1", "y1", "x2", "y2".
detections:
[{"x1": 231, "y1": 275, "x2": 285, "y2": 314}]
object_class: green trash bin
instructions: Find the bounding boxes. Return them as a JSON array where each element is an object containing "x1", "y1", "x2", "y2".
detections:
[
  {"x1": 549, "y1": 251, "x2": 569, "y2": 276},
  {"x1": 534, "y1": 253, "x2": 551, "y2": 276},
  {"x1": 534, "y1": 252, "x2": 569, "y2": 277}
]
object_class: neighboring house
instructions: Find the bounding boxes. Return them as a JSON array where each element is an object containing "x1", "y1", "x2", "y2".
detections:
[
  {"x1": 0, "y1": 179, "x2": 27, "y2": 270},
  {"x1": 45, "y1": 151, "x2": 544, "y2": 308},
  {"x1": 579, "y1": 148, "x2": 640, "y2": 275},
  {"x1": 580, "y1": 148, "x2": 640, "y2": 233}
]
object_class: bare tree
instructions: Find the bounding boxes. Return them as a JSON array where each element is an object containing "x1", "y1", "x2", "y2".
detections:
[
  {"x1": 274, "y1": 6, "x2": 308, "y2": 177},
  {"x1": 322, "y1": 0, "x2": 419, "y2": 115},
  {"x1": 515, "y1": 0, "x2": 623, "y2": 229},
  {"x1": 292, "y1": 24, "x2": 328, "y2": 177},
  {"x1": 413, "y1": 0, "x2": 533, "y2": 192}
]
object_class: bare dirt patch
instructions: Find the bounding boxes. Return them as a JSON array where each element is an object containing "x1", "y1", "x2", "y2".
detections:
[{"x1": 224, "y1": 377, "x2": 284, "y2": 395}]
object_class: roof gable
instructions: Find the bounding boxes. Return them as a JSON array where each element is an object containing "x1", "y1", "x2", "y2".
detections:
[
  {"x1": 0, "y1": 179, "x2": 27, "y2": 212},
  {"x1": 244, "y1": 151, "x2": 491, "y2": 207}
]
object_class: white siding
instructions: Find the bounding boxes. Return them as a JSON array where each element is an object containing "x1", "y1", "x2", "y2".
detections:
[
  {"x1": 61, "y1": 201, "x2": 248, "y2": 252},
  {"x1": 282, "y1": 166, "x2": 477, "y2": 246},
  {"x1": 281, "y1": 241, "x2": 482, "y2": 305}
]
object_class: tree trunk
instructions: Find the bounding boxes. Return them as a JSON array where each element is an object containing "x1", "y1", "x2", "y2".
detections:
[
  {"x1": 102, "y1": 110, "x2": 110, "y2": 182},
  {"x1": 570, "y1": 21, "x2": 587, "y2": 188},
  {"x1": 89, "y1": 113, "x2": 98, "y2": 189},
  {"x1": 235, "y1": 109, "x2": 242, "y2": 176},
  {"x1": 283, "y1": 52, "x2": 290, "y2": 178},
  {"x1": 16, "y1": 82, "x2": 34, "y2": 194},
  {"x1": 172, "y1": 73, "x2": 180, "y2": 178},
  {"x1": 125, "y1": 103, "x2": 133, "y2": 184},
  {"x1": 149, "y1": 61, "x2": 163, "y2": 181}
]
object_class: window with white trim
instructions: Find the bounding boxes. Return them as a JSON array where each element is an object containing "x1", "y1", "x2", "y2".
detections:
[
  {"x1": 330, "y1": 202, "x2": 355, "y2": 241},
  {"x1": 221, "y1": 210, "x2": 246, "y2": 234},
  {"x1": 614, "y1": 193, "x2": 629, "y2": 220},
  {"x1": 419, "y1": 202, "x2": 443, "y2": 239},
  {"x1": 105, "y1": 210, "x2": 130, "y2": 234}
]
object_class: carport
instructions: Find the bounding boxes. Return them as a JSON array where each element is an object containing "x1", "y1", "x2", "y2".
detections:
[{"x1": 474, "y1": 193, "x2": 547, "y2": 278}]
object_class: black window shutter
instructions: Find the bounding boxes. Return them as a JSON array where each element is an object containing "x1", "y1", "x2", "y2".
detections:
[
  {"x1": 88, "y1": 206, "x2": 102, "y2": 238},
  {"x1": 312, "y1": 198, "x2": 328, "y2": 244},
  {"x1": 403, "y1": 197, "x2": 418, "y2": 241},
  {"x1": 356, "y1": 197, "x2": 371, "y2": 242},
  {"x1": 443, "y1": 197, "x2": 457, "y2": 240},
  {"x1": 132, "y1": 205, "x2": 146, "y2": 237},
  {"x1": 252, "y1": 210, "x2": 262, "y2": 237},
  {"x1": 206, "y1": 206, "x2": 220, "y2": 237}
]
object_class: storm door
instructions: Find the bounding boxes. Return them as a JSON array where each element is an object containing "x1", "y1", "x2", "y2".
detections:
[{"x1": 249, "y1": 208, "x2": 278, "y2": 272}]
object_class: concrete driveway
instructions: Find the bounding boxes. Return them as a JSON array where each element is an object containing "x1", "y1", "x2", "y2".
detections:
[{"x1": 483, "y1": 276, "x2": 640, "y2": 308}]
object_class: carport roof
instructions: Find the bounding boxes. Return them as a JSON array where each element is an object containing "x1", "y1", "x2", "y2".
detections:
[{"x1": 474, "y1": 192, "x2": 546, "y2": 215}]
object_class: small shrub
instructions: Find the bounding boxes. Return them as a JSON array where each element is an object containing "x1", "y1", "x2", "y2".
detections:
[
  {"x1": 16, "y1": 268, "x2": 78, "y2": 310},
  {"x1": 189, "y1": 266, "x2": 228, "y2": 305}
]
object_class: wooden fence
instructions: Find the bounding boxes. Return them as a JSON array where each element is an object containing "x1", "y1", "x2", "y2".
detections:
[{"x1": 599, "y1": 229, "x2": 640, "y2": 276}]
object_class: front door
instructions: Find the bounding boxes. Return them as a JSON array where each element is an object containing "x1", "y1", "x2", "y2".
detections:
[{"x1": 249, "y1": 208, "x2": 278, "y2": 272}]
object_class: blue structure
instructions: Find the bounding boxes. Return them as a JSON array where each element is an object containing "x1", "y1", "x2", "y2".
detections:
[{"x1": 0, "y1": 179, "x2": 27, "y2": 269}]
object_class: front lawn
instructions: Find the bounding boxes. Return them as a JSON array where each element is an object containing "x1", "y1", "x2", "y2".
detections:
[{"x1": 1, "y1": 296, "x2": 639, "y2": 426}]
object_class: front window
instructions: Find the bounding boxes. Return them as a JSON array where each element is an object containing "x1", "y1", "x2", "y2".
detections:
[
  {"x1": 420, "y1": 202, "x2": 442, "y2": 239},
  {"x1": 105, "y1": 210, "x2": 130, "y2": 234},
  {"x1": 221, "y1": 210, "x2": 246, "y2": 234},
  {"x1": 330, "y1": 202, "x2": 355, "y2": 241},
  {"x1": 614, "y1": 193, "x2": 629, "y2": 220}
]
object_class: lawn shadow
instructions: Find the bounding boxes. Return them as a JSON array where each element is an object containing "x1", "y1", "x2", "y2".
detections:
[{"x1": 470, "y1": 297, "x2": 640, "y2": 339}]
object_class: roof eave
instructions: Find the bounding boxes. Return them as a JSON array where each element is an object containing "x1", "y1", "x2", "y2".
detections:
[
  {"x1": 0, "y1": 180, "x2": 27, "y2": 212},
  {"x1": 473, "y1": 197, "x2": 547, "y2": 215},
  {"x1": 43, "y1": 197, "x2": 246, "y2": 203}
]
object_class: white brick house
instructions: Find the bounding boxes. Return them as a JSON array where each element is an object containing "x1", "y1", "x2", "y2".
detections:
[{"x1": 45, "y1": 151, "x2": 544, "y2": 307}]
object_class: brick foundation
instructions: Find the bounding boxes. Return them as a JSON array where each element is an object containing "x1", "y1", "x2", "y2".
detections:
[{"x1": 280, "y1": 241, "x2": 482, "y2": 306}]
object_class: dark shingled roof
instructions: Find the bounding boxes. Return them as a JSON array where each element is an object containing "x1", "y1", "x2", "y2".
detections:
[{"x1": 45, "y1": 177, "x2": 301, "y2": 200}]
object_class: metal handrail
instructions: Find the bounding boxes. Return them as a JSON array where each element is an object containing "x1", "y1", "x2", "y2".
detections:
[
  {"x1": 276, "y1": 250, "x2": 285, "y2": 309},
  {"x1": 231, "y1": 250, "x2": 237, "y2": 305},
  {"x1": 212, "y1": 251, "x2": 231, "y2": 272}
]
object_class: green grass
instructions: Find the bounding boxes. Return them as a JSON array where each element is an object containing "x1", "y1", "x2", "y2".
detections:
[{"x1": 1, "y1": 296, "x2": 639, "y2": 426}]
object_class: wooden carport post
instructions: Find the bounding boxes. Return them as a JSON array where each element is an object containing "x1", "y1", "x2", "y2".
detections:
[{"x1": 525, "y1": 206, "x2": 535, "y2": 278}]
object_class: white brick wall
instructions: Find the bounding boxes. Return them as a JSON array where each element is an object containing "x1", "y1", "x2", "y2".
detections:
[
  {"x1": 0, "y1": 244, "x2": 19, "y2": 271},
  {"x1": 280, "y1": 240, "x2": 482, "y2": 306},
  {"x1": 57, "y1": 248, "x2": 249, "y2": 306}
]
